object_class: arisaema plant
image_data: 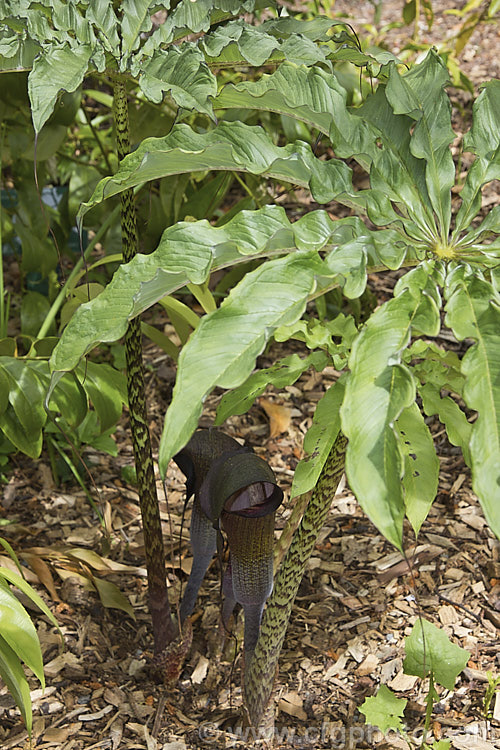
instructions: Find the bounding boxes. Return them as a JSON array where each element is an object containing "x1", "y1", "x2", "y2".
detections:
[
  {"x1": 5, "y1": 0, "x2": 499, "y2": 730},
  {"x1": 3, "y1": 0, "x2": 388, "y2": 667},
  {"x1": 1, "y1": 0, "x2": 363, "y2": 660}
]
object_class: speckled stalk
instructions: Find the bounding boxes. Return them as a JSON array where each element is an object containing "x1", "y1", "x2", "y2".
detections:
[
  {"x1": 113, "y1": 77, "x2": 176, "y2": 653},
  {"x1": 244, "y1": 433, "x2": 347, "y2": 727}
]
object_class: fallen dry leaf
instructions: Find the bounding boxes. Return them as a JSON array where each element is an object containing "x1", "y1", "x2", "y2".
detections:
[
  {"x1": 23, "y1": 552, "x2": 60, "y2": 602},
  {"x1": 191, "y1": 655, "x2": 209, "y2": 685},
  {"x1": 258, "y1": 397, "x2": 292, "y2": 438},
  {"x1": 278, "y1": 691, "x2": 307, "y2": 720}
]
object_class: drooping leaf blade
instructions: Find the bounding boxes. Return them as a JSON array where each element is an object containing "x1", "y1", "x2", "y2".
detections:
[
  {"x1": 76, "y1": 120, "x2": 352, "y2": 223},
  {"x1": 291, "y1": 378, "x2": 345, "y2": 499},
  {"x1": 0, "y1": 567, "x2": 61, "y2": 634},
  {"x1": 444, "y1": 274, "x2": 500, "y2": 538},
  {"x1": 202, "y1": 18, "x2": 280, "y2": 66},
  {"x1": 0, "y1": 583, "x2": 44, "y2": 686},
  {"x1": 454, "y1": 79, "x2": 500, "y2": 238},
  {"x1": 214, "y1": 61, "x2": 377, "y2": 168},
  {"x1": 137, "y1": 44, "x2": 217, "y2": 117},
  {"x1": 164, "y1": 0, "x2": 261, "y2": 36},
  {"x1": 159, "y1": 250, "x2": 338, "y2": 475},
  {"x1": 92, "y1": 577, "x2": 135, "y2": 618},
  {"x1": 28, "y1": 42, "x2": 93, "y2": 132},
  {"x1": 0, "y1": 633, "x2": 32, "y2": 733},
  {"x1": 119, "y1": 0, "x2": 153, "y2": 61},
  {"x1": 0, "y1": 359, "x2": 47, "y2": 458},
  {"x1": 77, "y1": 361, "x2": 127, "y2": 433},
  {"x1": 353, "y1": 83, "x2": 437, "y2": 239},
  {"x1": 85, "y1": 2, "x2": 120, "y2": 54},
  {"x1": 396, "y1": 402, "x2": 439, "y2": 536},
  {"x1": 341, "y1": 265, "x2": 441, "y2": 550},
  {"x1": 49, "y1": 207, "x2": 365, "y2": 376}
]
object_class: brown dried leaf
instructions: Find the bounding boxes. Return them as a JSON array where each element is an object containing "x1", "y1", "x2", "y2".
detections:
[
  {"x1": 191, "y1": 655, "x2": 209, "y2": 685},
  {"x1": 278, "y1": 691, "x2": 307, "y2": 720},
  {"x1": 23, "y1": 552, "x2": 60, "y2": 602},
  {"x1": 110, "y1": 718, "x2": 124, "y2": 749},
  {"x1": 259, "y1": 398, "x2": 292, "y2": 438}
]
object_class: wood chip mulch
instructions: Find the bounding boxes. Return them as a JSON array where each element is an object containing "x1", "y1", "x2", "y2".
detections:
[{"x1": 1, "y1": 339, "x2": 499, "y2": 749}]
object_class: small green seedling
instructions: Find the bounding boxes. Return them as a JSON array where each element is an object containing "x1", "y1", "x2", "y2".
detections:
[
  {"x1": 483, "y1": 671, "x2": 500, "y2": 720},
  {"x1": 360, "y1": 618, "x2": 469, "y2": 748},
  {"x1": 360, "y1": 683, "x2": 407, "y2": 736}
]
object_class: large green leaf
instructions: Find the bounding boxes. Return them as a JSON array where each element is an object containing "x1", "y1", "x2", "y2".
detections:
[
  {"x1": 43, "y1": 367, "x2": 88, "y2": 429},
  {"x1": 444, "y1": 274, "x2": 500, "y2": 538},
  {"x1": 76, "y1": 121, "x2": 352, "y2": 223},
  {"x1": 454, "y1": 80, "x2": 500, "y2": 239},
  {"x1": 214, "y1": 56, "x2": 452, "y2": 242},
  {"x1": 214, "y1": 61, "x2": 377, "y2": 169},
  {"x1": 404, "y1": 619, "x2": 470, "y2": 690},
  {"x1": 0, "y1": 367, "x2": 9, "y2": 415},
  {"x1": 353, "y1": 84, "x2": 436, "y2": 239},
  {"x1": 0, "y1": 564, "x2": 61, "y2": 731},
  {"x1": 77, "y1": 361, "x2": 127, "y2": 432},
  {"x1": 202, "y1": 17, "x2": 336, "y2": 67},
  {"x1": 0, "y1": 357, "x2": 124, "y2": 457},
  {"x1": 202, "y1": 19, "x2": 280, "y2": 66},
  {"x1": 0, "y1": 358, "x2": 47, "y2": 457},
  {"x1": 396, "y1": 402, "x2": 439, "y2": 536},
  {"x1": 0, "y1": 633, "x2": 32, "y2": 733},
  {"x1": 164, "y1": 0, "x2": 260, "y2": 36},
  {"x1": 137, "y1": 44, "x2": 216, "y2": 117},
  {"x1": 85, "y1": 2, "x2": 120, "y2": 54},
  {"x1": 0, "y1": 582, "x2": 44, "y2": 685},
  {"x1": 158, "y1": 250, "x2": 339, "y2": 475},
  {"x1": 291, "y1": 378, "x2": 345, "y2": 499},
  {"x1": 385, "y1": 50, "x2": 455, "y2": 240},
  {"x1": 119, "y1": 0, "x2": 153, "y2": 61},
  {"x1": 0, "y1": 35, "x2": 40, "y2": 71},
  {"x1": 340, "y1": 264, "x2": 441, "y2": 549},
  {"x1": 50, "y1": 207, "x2": 364, "y2": 375},
  {"x1": 0, "y1": 565, "x2": 61, "y2": 635},
  {"x1": 28, "y1": 41, "x2": 93, "y2": 132}
]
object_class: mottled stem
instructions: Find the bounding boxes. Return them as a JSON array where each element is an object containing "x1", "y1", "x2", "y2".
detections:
[
  {"x1": 244, "y1": 432, "x2": 347, "y2": 727},
  {"x1": 113, "y1": 77, "x2": 176, "y2": 653}
]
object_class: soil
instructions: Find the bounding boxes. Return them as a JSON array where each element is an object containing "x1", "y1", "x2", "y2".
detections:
[{"x1": 1, "y1": 2, "x2": 500, "y2": 749}]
